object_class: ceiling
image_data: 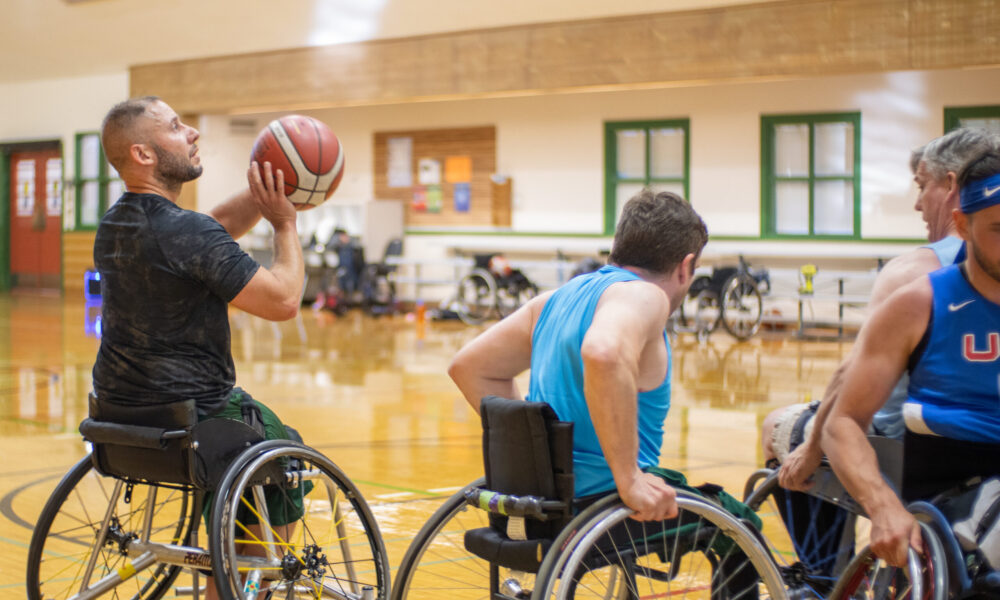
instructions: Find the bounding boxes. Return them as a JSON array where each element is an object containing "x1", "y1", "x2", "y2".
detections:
[{"x1": 1, "y1": 0, "x2": 780, "y2": 85}]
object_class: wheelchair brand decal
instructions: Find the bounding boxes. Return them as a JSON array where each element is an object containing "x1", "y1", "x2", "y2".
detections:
[
  {"x1": 183, "y1": 552, "x2": 212, "y2": 568},
  {"x1": 964, "y1": 332, "x2": 1000, "y2": 362}
]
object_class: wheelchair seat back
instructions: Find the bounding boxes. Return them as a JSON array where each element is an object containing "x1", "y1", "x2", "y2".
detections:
[
  {"x1": 464, "y1": 395, "x2": 574, "y2": 573},
  {"x1": 81, "y1": 394, "x2": 264, "y2": 490}
]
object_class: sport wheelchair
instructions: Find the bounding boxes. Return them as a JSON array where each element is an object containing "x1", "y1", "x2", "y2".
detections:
[
  {"x1": 455, "y1": 254, "x2": 539, "y2": 325},
  {"x1": 676, "y1": 256, "x2": 770, "y2": 341},
  {"x1": 743, "y1": 432, "x2": 1000, "y2": 600},
  {"x1": 392, "y1": 396, "x2": 786, "y2": 600},
  {"x1": 26, "y1": 395, "x2": 390, "y2": 600}
]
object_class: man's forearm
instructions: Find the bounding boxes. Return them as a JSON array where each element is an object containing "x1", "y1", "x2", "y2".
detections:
[
  {"x1": 210, "y1": 189, "x2": 263, "y2": 239},
  {"x1": 268, "y1": 223, "x2": 305, "y2": 301},
  {"x1": 822, "y1": 415, "x2": 902, "y2": 516},
  {"x1": 584, "y1": 355, "x2": 640, "y2": 490}
]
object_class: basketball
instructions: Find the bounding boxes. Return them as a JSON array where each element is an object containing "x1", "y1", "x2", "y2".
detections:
[{"x1": 250, "y1": 115, "x2": 345, "y2": 210}]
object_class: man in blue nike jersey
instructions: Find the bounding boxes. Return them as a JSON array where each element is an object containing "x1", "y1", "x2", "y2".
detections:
[
  {"x1": 763, "y1": 128, "x2": 998, "y2": 491},
  {"x1": 449, "y1": 190, "x2": 708, "y2": 521},
  {"x1": 823, "y1": 148, "x2": 1000, "y2": 567}
]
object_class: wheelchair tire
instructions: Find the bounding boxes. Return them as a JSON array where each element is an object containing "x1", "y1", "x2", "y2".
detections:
[
  {"x1": 392, "y1": 478, "x2": 541, "y2": 600},
  {"x1": 827, "y1": 522, "x2": 947, "y2": 600},
  {"x1": 743, "y1": 469, "x2": 861, "y2": 598},
  {"x1": 532, "y1": 489, "x2": 786, "y2": 600},
  {"x1": 27, "y1": 455, "x2": 197, "y2": 600},
  {"x1": 457, "y1": 268, "x2": 498, "y2": 325},
  {"x1": 497, "y1": 282, "x2": 538, "y2": 318},
  {"x1": 720, "y1": 274, "x2": 763, "y2": 341},
  {"x1": 209, "y1": 440, "x2": 389, "y2": 600},
  {"x1": 678, "y1": 290, "x2": 721, "y2": 339}
]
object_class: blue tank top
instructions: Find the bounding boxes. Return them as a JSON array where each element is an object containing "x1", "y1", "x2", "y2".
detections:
[
  {"x1": 872, "y1": 235, "x2": 966, "y2": 438},
  {"x1": 904, "y1": 265, "x2": 1000, "y2": 443},
  {"x1": 528, "y1": 265, "x2": 671, "y2": 496}
]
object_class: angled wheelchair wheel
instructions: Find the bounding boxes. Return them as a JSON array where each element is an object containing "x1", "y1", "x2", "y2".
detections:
[
  {"x1": 26, "y1": 455, "x2": 197, "y2": 600},
  {"x1": 720, "y1": 274, "x2": 762, "y2": 341},
  {"x1": 743, "y1": 469, "x2": 861, "y2": 599},
  {"x1": 533, "y1": 490, "x2": 786, "y2": 600},
  {"x1": 827, "y1": 522, "x2": 947, "y2": 600},
  {"x1": 457, "y1": 268, "x2": 498, "y2": 325},
  {"x1": 209, "y1": 440, "x2": 390, "y2": 600},
  {"x1": 497, "y1": 282, "x2": 538, "y2": 318},
  {"x1": 392, "y1": 478, "x2": 539, "y2": 600}
]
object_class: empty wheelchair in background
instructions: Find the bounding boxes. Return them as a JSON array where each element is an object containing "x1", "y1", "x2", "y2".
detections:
[
  {"x1": 455, "y1": 253, "x2": 539, "y2": 325},
  {"x1": 392, "y1": 395, "x2": 787, "y2": 600},
  {"x1": 361, "y1": 237, "x2": 403, "y2": 316},
  {"x1": 677, "y1": 255, "x2": 770, "y2": 341},
  {"x1": 26, "y1": 394, "x2": 390, "y2": 600}
]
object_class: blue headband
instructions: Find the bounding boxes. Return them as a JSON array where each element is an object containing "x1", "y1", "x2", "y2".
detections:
[{"x1": 960, "y1": 172, "x2": 1000, "y2": 214}]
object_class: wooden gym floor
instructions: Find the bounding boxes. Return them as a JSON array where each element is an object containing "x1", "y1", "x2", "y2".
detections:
[{"x1": 0, "y1": 291, "x2": 851, "y2": 594}]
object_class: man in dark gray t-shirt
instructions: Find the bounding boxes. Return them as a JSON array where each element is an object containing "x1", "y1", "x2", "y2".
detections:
[{"x1": 93, "y1": 96, "x2": 304, "y2": 418}]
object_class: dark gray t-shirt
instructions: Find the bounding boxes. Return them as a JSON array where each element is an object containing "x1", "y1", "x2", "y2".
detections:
[{"x1": 92, "y1": 192, "x2": 260, "y2": 417}]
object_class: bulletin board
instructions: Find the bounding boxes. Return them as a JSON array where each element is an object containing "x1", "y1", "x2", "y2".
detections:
[{"x1": 374, "y1": 126, "x2": 508, "y2": 228}]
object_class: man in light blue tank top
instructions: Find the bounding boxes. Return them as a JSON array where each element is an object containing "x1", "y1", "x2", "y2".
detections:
[
  {"x1": 823, "y1": 146, "x2": 1000, "y2": 568},
  {"x1": 450, "y1": 190, "x2": 708, "y2": 521},
  {"x1": 763, "y1": 128, "x2": 996, "y2": 491}
]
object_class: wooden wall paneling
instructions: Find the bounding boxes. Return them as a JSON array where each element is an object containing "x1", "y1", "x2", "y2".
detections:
[
  {"x1": 373, "y1": 126, "x2": 499, "y2": 228},
  {"x1": 62, "y1": 231, "x2": 96, "y2": 293},
  {"x1": 129, "y1": 0, "x2": 999, "y2": 115}
]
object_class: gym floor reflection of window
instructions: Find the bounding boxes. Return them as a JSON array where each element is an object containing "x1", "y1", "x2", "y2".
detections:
[
  {"x1": 604, "y1": 119, "x2": 690, "y2": 234},
  {"x1": 760, "y1": 113, "x2": 861, "y2": 239}
]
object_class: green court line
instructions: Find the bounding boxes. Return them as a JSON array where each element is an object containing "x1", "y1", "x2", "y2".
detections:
[{"x1": 351, "y1": 479, "x2": 439, "y2": 496}]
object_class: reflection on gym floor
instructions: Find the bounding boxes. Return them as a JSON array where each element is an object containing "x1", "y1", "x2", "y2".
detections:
[{"x1": 0, "y1": 291, "x2": 850, "y2": 591}]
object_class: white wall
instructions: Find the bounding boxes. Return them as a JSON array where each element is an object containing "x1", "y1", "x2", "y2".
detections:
[{"x1": 195, "y1": 67, "x2": 1000, "y2": 249}]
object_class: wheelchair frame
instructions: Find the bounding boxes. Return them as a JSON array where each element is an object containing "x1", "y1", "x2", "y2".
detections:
[
  {"x1": 675, "y1": 255, "x2": 768, "y2": 341},
  {"x1": 455, "y1": 254, "x2": 539, "y2": 325},
  {"x1": 26, "y1": 399, "x2": 390, "y2": 600}
]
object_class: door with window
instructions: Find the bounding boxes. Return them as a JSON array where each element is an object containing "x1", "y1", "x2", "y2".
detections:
[{"x1": 9, "y1": 148, "x2": 62, "y2": 289}]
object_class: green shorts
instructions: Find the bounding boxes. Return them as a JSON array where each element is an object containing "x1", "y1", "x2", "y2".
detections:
[{"x1": 200, "y1": 388, "x2": 312, "y2": 528}]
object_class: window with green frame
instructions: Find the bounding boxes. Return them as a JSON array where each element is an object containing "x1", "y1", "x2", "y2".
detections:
[
  {"x1": 944, "y1": 105, "x2": 1000, "y2": 134},
  {"x1": 74, "y1": 132, "x2": 124, "y2": 230},
  {"x1": 603, "y1": 119, "x2": 690, "y2": 235},
  {"x1": 761, "y1": 113, "x2": 861, "y2": 239}
]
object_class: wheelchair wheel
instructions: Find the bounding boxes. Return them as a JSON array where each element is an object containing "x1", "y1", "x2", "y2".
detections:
[
  {"x1": 209, "y1": 440, "x2": 389, "y2": 600},
  {"x1": 457, "y1": 268, "x2": 498, "y2": 325},
  {"x1": 678, "y1": 290, "x2": 721, "y2": 340},
  {"x1": 27, "y1": 455, "x2": 197, "y2": 600},
  {"x1": 827, "y1": 522, "x2": 947, "y2": 600},
  {"x1": 720, "y1": 274, "x2": 762, "y2": 341},
  {"x1": 533, "y1": 490, "x2": 786, "y2": 600},
  {"x1": 497, "y1": 282, "x2": 538, "y2": 318},
  {"x1": 392, "y1": 479, "x2": 538, "y2": 600},
  {"x1": 744, "y1": 469, "x2": 861, "y2": 598}
]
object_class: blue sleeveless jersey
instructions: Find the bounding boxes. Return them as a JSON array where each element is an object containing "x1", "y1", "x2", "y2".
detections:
[
  {"x1": 528, "y1": 265, "x2": 671, "y2": 496},
  {"x1": 872, "y1": 235, "x2": 966, "y2": 439},
  {"x1": 904, "y1": 265, "x2": 1000, "y2": 443}
]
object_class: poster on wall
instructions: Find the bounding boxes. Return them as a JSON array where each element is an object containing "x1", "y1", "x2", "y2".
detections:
[
  {"x1": 387, "y1": 136, "x2": 413, "y2": 188},
  {"x1": 445, "y1": 155, "x2": 472, "y2": 183},
  {"x1": 426, "y1": 185, "x2": 442, "y2": 213},
  {"x1": 454, "y1": 182, "x2": 471, "y2": 212},
  {"x1": 46, "y1": 158, "x2": 62, "y2": 217},
  {"x1": 418, "y1": 158, "x2": 441, "y2": 185},
  {"x1": 412, "y1": 186, "x2": 427, "y2": 212},
  {"x1": 16, "y1": 159, "x2": 35, "y2": 217}
]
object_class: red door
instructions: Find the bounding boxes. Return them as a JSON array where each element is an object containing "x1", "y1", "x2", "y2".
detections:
[{"x1": 9, "y1": 149, "x2": 62, "y2": 289}]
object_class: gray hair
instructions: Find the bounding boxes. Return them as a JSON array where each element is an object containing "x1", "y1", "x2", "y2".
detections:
[
  {"x1": 921, "y1": 127, "x2": 999, "y2": 182},
  {"x1": 909, "y1": 145, "x2": 924, "y2": 175}
]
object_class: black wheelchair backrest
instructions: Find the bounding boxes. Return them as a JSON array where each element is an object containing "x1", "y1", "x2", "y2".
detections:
[{"x1": 81, "y1": 394, "x2": 264, "y2": 490}]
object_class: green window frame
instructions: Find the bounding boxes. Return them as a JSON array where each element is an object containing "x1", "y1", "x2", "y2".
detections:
[
  {"x1": 760, "y1": 113, "x2": 861, "y2": 239},
  {"x1": 603, "y1": 119, "x2": 690, "y2": 235},
  {"x1": 944, "y1": 105, "x2": 1000, "y2": 133},
  {"x1": 74, "y1": 132, "x2": 123, "y2": 230}
]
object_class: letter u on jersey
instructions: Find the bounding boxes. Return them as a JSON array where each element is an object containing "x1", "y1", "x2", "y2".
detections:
[{"x1": 964, "y1": 332, "x2": 1000, "y2": 362}]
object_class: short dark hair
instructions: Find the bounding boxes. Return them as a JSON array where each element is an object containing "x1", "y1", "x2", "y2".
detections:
[
  {"x1": 609, "y1": 189, "x2": 708, "y2": 275},
  {"x1": 100, "y1": 96, "x2": 160, "y2": 171}
]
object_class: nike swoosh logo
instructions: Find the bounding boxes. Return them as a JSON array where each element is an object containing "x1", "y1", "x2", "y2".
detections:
[
  {"x1": 948, "y1": 300, "x2": 974, "y2": 312},
  {"x1": 985, "y1": 185, "x2": 1000, "y2": 198}
]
